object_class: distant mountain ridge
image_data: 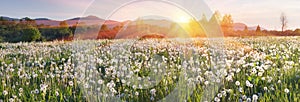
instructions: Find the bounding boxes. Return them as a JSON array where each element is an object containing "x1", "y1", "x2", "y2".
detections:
[
  {"x1": 0, "y1": 15, "x2": 118, "y2": 27},
  {"x1": 34, "y1": 18, "x2": 51, "y2": 20},
  {"x1": 1, "y1": 15, "x2": 266, "y2": 31},
  {"x1": 0, "y1": 16, "x2": 19, "y2": 21},
  {"x1": 234, "y1": 23, "x2": 266, "y2": 31}
]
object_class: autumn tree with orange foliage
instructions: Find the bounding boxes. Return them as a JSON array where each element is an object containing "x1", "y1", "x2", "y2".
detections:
[{"x1": 221, "y1": 14, "x2": 234, "y2": 36}]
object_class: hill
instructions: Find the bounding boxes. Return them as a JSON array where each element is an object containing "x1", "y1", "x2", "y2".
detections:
[
  {"x1": 0, "y1": 15, "x2": 120, "y2": 28},
  {"x1": 234, "y1": 23, "x2": 266, "y2": 31}
]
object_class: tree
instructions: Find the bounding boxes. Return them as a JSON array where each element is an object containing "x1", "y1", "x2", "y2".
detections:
[
  {"x1": 294, "y1": 29, "x2": 300, "y2": 36},
  {"x1": 0, "y1": 17, "x2": 43, "y2": 42},
  {"x1": 59, "y1": 21, "x2": 69, "y2": 27},
  {"x1": 200, "y1": 14, "x2": 208, "y2": 24},
  {"x1": 19, "y1": 17, "x2": 37, "y2": 26},
  {"x1": 188, "y1": 18, "x2": 204, "y2": 37},
  {"x1": 58, "y1": 27, "x2": 72, "y2": 38},
  {"x1": 280, "y1": 13, "x2": 288, "y2": 32},
  {"x1": 101, "y1": 24, "x2": 109, "y2": 31},
  {"x1": 256, "y1": 25, "x2": 261, "y2": 32},
  {"x1": 211, "y1": 11, "x2": 222, "y2": 22},
  {"x1": 70, "y1": 22, "x2": 87, "y2": 34},
  {"x1": 221, "y1": 14, "x2": 234, "y2": 33},
  {"x1": 0, "y1": 17, "x2": 4, "y2": 21},
  {"x1": 21, "y1": 26, "x2": 41, "y2": 42},
  {"x1": 23, "y1": 17, "x2": 32, "y2": 21},
  {"x1": 243, "y1": 25, "x2": 249, "y2": 32},
  {"x1": 58, "y1": 21, "x2": 72, "y2": 39}
]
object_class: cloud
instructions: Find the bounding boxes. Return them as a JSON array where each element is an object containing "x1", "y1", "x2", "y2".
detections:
[{"x1": 48, "y1": 0, "x2": 93, "y2": 8}]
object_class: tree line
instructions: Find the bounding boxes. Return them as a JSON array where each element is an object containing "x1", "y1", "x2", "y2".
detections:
[
  {"x1": 1, "y1": 13, "x2": 300, "y2": 43},
  {"x1": 0, "y1": 17, "x2": 73, "y2": 43}
]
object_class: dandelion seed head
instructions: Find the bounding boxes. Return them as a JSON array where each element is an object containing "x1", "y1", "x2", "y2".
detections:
[{"x1": 284, "y1": 88, "x2": 289, "y2": 93}]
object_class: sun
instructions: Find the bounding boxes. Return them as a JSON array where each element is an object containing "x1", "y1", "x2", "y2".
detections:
[{"x1": 176, "y1": 16, "x2": 191, "y2": 23}]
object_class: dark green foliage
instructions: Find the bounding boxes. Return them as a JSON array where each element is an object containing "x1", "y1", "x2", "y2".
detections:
[
  {"x1": 39, "y1": 27, "x2": 72, "y2": 41},
  {"x1": 0, "y1": 36, "x2": 3, "y2": 43},
  {"x1": 0, "y1": 17, "x2": 73, "y2": 42},
  {"x1": 0, "y1": 19, "x2": 40, "y2": 42},
  {"x1": 20, "y1": 26, "x2": 41, "y2": 42},
  {"x1": 0, "y1": 17, "x2": 4, "y2": 21},
  {"x1": 0, "y1": 21, "x2": 23, "y2": 42},
  {"x1": 39, "y1": 21, "x2": 73, "y2": 41}
]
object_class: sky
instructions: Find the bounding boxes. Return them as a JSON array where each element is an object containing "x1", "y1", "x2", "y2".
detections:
[
  {"x1": 205, "y1": 0, "x2": 300, "y2": 30},
  {"x1": 1, "y1": 0, "x2": 299, "y2": 30}
]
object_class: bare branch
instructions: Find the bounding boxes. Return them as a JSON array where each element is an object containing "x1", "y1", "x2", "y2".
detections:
[{"x1": 280, "y1": 13, "x2": 288, "y2": 32}]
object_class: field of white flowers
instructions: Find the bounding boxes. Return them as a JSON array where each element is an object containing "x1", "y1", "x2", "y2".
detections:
[{"x1": 0, "y1": 37, "x2": 299, "y2": 102}]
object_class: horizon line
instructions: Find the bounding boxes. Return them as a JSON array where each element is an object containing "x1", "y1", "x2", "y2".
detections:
[{"x1": 1, "y1": 15, "x2": 299, "y2": 31}]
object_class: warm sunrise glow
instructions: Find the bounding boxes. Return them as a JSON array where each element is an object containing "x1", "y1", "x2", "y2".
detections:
[{"x1": 176, "y1": 16, "x2": 191, "y2": 23}]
